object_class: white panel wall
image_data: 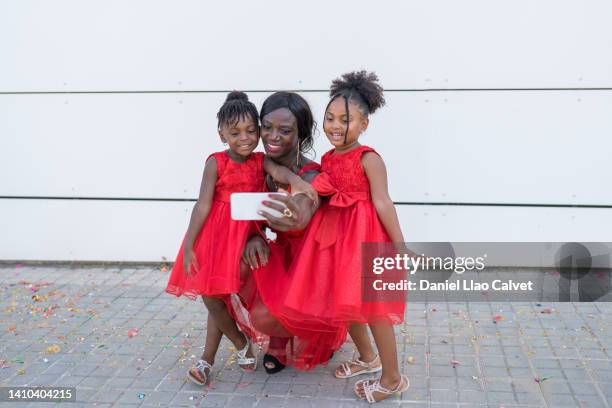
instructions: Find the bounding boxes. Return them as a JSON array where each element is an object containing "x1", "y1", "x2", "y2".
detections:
[
  {"x1": 1, "y1": 1, "x2": 611, "y2": 91},
  {"x1": 0, "y1": 0, "x2": 611, "y2": 261},
  {"x1": 3, "y1": 200, "x2": 611, "y2": 262},
  {"x1": 2, "y1": 91, "x2": 610, "y2": 204}
]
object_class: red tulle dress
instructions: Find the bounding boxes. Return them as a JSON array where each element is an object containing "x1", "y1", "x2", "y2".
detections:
[
  {"x1": 228, "y1": 161, "x2": 348, "y2": 370},
  {"x1": 166, "y1": 151, "x2": 265, "y2": 299},
  {"x1": 278, "y1": 145, "x2": 406, "y2": 328}
]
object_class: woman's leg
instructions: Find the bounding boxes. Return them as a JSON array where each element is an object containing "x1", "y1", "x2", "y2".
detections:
[
  {"x1": 202, "y1": 295, "x2": 256, "y2": 370},
  {"x1": 335, "y1": 322, "x2": 379, "y2": 377}
]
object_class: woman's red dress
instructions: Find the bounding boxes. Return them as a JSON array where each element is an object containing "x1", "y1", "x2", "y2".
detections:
[{"x1": 229, "y1": 161, "x2": 347, "y2": 370}]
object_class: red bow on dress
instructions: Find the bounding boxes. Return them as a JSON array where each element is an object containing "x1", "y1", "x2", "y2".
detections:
[{"x1": 311, "y1": 172, "x2": 370, "y2": 249}]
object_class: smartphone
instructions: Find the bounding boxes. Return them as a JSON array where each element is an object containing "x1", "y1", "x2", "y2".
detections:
[{"x1": 230, "y1": 192, "x2": 288, "y2": 220}]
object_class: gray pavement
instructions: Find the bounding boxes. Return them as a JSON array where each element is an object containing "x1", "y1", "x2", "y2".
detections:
[{"x1": 1, "y1": 264, "x2": 611, "y2": 407}]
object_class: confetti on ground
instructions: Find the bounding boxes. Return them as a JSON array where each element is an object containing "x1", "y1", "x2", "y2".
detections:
[
  {"x1": 2, "y1": 264, "x2": 606, "y2": 404},
  {"x1": 128, "y1": 328, "x2": 139, "y2": 338},
  {"x1": 492, "y1": 315, "x2": 503, "y2": 322},
  {"x1": 45, "y1": 345, "x2": 61, "y2": 354},
  {"x1": 138, "y1": 393, "x2": 145, "y2": 400},
  {"x1": 236, "y1": 381, "x2": 253, "y2": 389}
]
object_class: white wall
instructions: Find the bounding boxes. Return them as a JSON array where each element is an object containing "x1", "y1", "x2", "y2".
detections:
[{"x1": 1, "y1": 0, "x2": 611, "y2": 261}]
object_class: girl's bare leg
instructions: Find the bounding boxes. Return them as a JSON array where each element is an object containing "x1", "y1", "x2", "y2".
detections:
[
  {"x1": 355, "y1": 323, "x2": 403, "y2": 402},
  {"x1": 335, "y1": 322, "x2": 379, "y2": 377},
  {"x1": 202, "y1": 296, "x2": 256, "y2": 370},
  {"x1": 201, "y1": 312, "x2": 222, "y2": 364},
  {"x1": 189, "y1": 312, "x2": 223, "y2": 383}
]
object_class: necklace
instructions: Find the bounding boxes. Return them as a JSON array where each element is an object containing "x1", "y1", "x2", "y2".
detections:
[{"x1": 271, "y1": 157, "x2": 301, "y2": 191}]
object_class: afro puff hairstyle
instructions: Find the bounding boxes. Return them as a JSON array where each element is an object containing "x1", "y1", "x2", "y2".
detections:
[{"x1": 328, "y1": 70, "x2": 386, "y2": 115}]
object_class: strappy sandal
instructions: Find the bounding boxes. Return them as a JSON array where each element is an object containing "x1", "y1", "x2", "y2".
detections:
[
  {"x1": 354, "y1": 374, "x2": 410, "y2": 403},
  {"x1": 188, "y1": 359, "x2": 212, "y2": 386},
  {"x1": 335, "y1": 354, "x2": 382, "y2": 379},
  {"x1": 236, "y1": 337, "x2": 257, "y2": 372}
]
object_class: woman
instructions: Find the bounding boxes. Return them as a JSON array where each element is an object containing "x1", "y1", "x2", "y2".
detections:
[{"x1": 231, "y1": 91, "x2": 346, "y2": 373}]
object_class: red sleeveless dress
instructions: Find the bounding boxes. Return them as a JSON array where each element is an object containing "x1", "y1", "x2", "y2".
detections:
[
  {"x1": 228, "y1": 161, "x2": 347, "y2": 370},
  {"x1": 278, "y1": 145, "x2": 406, "y2": 326},
  {"x1": 166, "y1": 151, "x2": 265, "y2": 299}
]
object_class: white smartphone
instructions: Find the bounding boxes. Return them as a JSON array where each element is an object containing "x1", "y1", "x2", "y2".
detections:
[{"x1": 230, "y1": 192, "x2": 288, "y2": 221}]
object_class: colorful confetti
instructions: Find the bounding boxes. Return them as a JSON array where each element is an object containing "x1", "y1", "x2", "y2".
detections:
[{"x1": 45, "y1": 345, "x2": 61, "y2": 354}]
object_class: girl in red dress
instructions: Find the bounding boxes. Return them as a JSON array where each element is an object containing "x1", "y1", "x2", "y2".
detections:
[
  {"x1": 277, "y1": 72, "x2": 410, "y2": 402},
  {"x1": 166, "y1": 91, "x2": 315, "y2": 385}
]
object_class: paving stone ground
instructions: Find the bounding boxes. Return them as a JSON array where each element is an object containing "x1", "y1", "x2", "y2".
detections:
[{"x1": 1, "y1": 264, "x2": 611, "y2": 407}]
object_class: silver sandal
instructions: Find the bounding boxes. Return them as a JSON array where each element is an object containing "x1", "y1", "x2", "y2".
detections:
[
  {"x1": 236, "y1": 337, "x2": 257, "y2": 372},
  {"x1": 188, "y1": 359, "x2": 213, "y2": 385},
  {"x1": 355, "y1": 374, "x2": 410, "y2": 403},
  {"x1": 335, "y1": 354, "x2": 382, "y2": 379}
]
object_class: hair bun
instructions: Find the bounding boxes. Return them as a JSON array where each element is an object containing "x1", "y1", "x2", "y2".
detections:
[
  {"x1": 330, "y1": 70, "x2": 385, "y2": 114},
  {"x1": 226, "y1": 91, "x2": 249, "y2": 102}
]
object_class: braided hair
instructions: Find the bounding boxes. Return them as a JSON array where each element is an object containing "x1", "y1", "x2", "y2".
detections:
[
  {"x1": 217, "y1": 91, "x2": 259, "y2": 130},
  {"x1": 326, "y1": 70, "x2": 386, "y2": 144}
]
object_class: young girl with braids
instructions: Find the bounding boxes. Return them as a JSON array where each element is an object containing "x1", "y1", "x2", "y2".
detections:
[
  {"x1": 276, "y1": 72, "x2": 409, "y2": 402},
  {"x1": 166, "y1": 91, "x2": 315, "y2": 385}
]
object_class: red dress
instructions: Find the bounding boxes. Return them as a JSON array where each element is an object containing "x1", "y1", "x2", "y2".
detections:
[
  {"x1": 228, "y1": 161, "x2": 347, "y2": 370},
  {"x1": 166, "y1": 151, "x2": 265, "y2": 299},
  {"x1": 278, "y1": 145, "x2": 406, "y2": 326}
]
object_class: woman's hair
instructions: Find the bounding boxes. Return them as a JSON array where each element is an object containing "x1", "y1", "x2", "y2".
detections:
[
  {"x1": 260, "y1": 92, "x2": 315, "y2": 154},
  {"x1": 217, "y1": 91, "x2": 259, "y2": 129},
  {"x1": 328, "y1": 70, "x2": 386, "y2": 115}
]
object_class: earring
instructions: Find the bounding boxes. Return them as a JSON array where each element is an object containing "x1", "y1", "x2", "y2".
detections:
[{"x1": 296, "y1": 140, "x2": 300, "y2": 168}]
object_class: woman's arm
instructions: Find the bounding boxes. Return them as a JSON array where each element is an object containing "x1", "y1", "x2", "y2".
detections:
[
  {"x1": 259, "y1": 169, "x2": 321, "y2": 232},
  {"x1": 361, "y1": 152, "x2": 406, "y2": 248},
  {"x1": 182, "y1": 157, "x2": 217, "y2": 275},
  {"x1": 263, "y1": 156, "x2": 317, "y2": 201}
]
